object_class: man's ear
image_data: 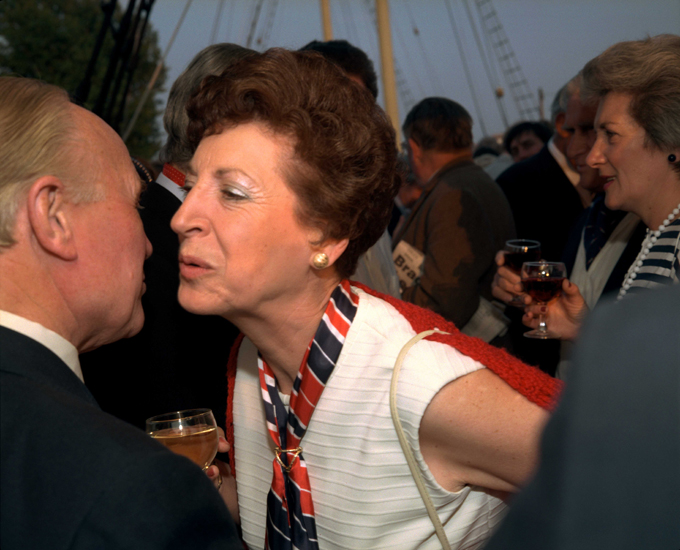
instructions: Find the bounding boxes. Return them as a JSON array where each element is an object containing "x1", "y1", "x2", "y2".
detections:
[
  {"x1": 26, "y1": 176, "x2": 78, "y2": 261},
  {"x1": 554, "y1": 112, "x2": 569, "y2": 138},
  {"x1": 408, "y1": 138, "x2": 423, "y2": 162}
]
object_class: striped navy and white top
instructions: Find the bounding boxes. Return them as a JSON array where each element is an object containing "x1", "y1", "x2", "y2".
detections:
[{"x1": 623, "y1": 217, "x2": 680, "y2": 298}]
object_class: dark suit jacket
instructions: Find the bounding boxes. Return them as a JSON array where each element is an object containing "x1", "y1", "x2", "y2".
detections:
[
  {"x1": 394, "y1": 159, "x2": 515, "y2": 328},
  {"x1": 561, "y1": 207, "x2": 648, "y2": 298},
  {"x1": 0, "y1": 327, "x2": 240, "y2": 550},
  {"x1": 484, "y1": 285, "x2": 680, "y2": 549},
  {"x1": 81, "y1": 181, "x2": 239, "y2": 433},
  {"x1": 496, "y1": 145, "x2": 584, "y2": 261}
]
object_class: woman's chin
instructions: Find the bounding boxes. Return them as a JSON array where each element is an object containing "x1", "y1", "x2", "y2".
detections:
[{"x1": 177, "y1": 291, "x2": 222, "y2": 317}]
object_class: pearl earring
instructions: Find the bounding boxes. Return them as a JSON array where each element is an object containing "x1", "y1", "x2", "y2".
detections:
[
  {"x1": 312, "y1": 253, "x2": 329, "y2": 270},
  {"x1": 669, "y1": 154, "x2": 677, "y2": 163}
]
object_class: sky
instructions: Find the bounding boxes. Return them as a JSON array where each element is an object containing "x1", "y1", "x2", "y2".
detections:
[{"x1": 144, "y1": 0, "x2": 680, "y2": 145}]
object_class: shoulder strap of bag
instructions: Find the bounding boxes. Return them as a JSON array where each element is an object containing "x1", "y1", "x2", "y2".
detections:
[{"x1": 389, "y1": 329, "x2": 452, "y2": 550}]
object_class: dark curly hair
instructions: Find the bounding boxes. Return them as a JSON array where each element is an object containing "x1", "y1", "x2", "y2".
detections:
[{"x1": 185, "y1": 48, "x2": 400, "y2": 279}]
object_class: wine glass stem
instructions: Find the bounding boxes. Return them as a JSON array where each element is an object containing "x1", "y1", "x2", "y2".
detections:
[{"x1": 537, "y1": 306, "x2": 548, "y2": 334}]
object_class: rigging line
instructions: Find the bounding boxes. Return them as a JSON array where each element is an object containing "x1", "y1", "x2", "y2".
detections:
[
  {"x1": 476, "y1": 3, "x2": 504, "y2": 104},
  {"x1": 123, "y1": 0, "x2": 194, "y2": 142},
  {"x1": 338, "y1": 2, "x2": 356, "y2": 44},
  {"x1": 390, "y1": 2, "x2": 423, "y2": 105},
  {"x1": 393, "y1": 16, "x2": 427, "y2": 101},
  {"x1": 237, "y1": 0, "x2": 255, "y2": 45},
  {"x1": 258, "y1": 0, "x2": 279, "y2": 50},
  {"x1": 403, "y1": 0, "x2": 444, "y2": 95},
  {"x1": 210, "y1": 0, "x2": 226, "y2": 45},
  {"x1": 224, "y1": 0, "x2": 236, "y2": 42},
  {"x1": 443, "y1": 0, "x2": 488, "y2": 136},
  {"x1": 246, "y1": 0, "x2": 265, "y2": 49},
  {"x1": 461, "y1": 0, "x2": 508, "y2": 128}
]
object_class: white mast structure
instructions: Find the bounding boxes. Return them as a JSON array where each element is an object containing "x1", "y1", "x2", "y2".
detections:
[{"x1": 375, "y1": 0, "x2": 401, "y2": 147}]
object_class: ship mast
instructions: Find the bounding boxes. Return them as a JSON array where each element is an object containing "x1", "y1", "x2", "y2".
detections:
[{"x1": 375, "y1": 0, "x2": 401, "y2": 146}]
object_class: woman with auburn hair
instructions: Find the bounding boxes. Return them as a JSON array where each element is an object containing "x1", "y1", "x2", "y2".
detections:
[
  {"x1": 174, "y1": 48, "x2": 559, "y2": 549},
  {"x1": 519, "y1": 34, "x2": 680, "y2": 341}
]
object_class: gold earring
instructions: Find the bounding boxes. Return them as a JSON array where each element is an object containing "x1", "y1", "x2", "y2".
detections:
[{"x1": 312, "y1": 252, "x2": 329, "y2": 270}]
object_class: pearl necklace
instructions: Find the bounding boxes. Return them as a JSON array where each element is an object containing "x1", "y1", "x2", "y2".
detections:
[{"x1": 618, "y1": 202, "x2": 680, "y2": 299}]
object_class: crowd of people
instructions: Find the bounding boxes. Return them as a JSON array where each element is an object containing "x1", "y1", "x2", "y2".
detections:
[{"x1": 1, "y1": 31, "x2": 678, "y2": 550}]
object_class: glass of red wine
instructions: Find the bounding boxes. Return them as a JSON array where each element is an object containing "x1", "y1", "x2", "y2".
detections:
[
  {"x1": 504, "y1": 240, "x2": 541, "y2": 306},
  {"x1": 521, "y1": 261, "x2": 567, "y2": 339}
]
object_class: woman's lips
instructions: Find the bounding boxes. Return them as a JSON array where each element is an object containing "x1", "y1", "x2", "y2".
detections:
[
  {"x1": 602, "y1": 176, "x2": 615, "y2": 191},
  {"x1": 178, "y1": 254, "x2": 211, "y2": 278}
]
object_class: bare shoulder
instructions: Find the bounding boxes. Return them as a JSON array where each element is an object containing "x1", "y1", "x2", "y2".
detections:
[{"x1": 419, "y1": 368, "x2": 549, "y2": 494}]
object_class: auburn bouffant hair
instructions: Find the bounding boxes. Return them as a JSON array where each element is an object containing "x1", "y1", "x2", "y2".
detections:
[{"x1": 185, "y1": 48, "x2": 400, "y2": 279}]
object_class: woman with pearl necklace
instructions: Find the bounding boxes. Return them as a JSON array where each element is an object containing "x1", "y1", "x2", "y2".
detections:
[{"x1": 521, "y1": 34, "x2": 680, "y2": 342}]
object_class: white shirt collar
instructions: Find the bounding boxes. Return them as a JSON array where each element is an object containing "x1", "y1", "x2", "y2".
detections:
[
  {"x1": 547, "y1": 136, "x2": 580, "y2": 187},
  {"x1": 155, "y1": 171, "x2": 186, "y2": 203},
  {"x1": 0, "y1": 310, "x2": 83, "y2": 382}
]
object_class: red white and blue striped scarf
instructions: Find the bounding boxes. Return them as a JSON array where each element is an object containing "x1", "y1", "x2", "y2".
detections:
[{"x1": 258, "y1": 280, "x2": 359, "y2": 550}]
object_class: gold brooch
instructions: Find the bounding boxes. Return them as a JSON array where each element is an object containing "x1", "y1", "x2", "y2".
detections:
[{"x1": 274, "y1": 446, "x2": 303, "y2": 472}]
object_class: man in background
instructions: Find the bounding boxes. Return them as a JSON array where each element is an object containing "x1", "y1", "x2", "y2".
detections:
[
  {"x1": 0, "y1": 77, "x2": 239, "y2": 549},
  {"x1": 496, "y1": 82, "x2": 590, "y2": 262},
  {"x1": 393, "y1": 97, "x2": 515, "y2": 342},
  {"x1": 80, "y1": 43, "x2": 253, "y2": 432},
  {"x1": 503, "y1": 120, "x2": 552, "y2": 163},
  {"x1": 300, "y1": 39, "x2": 401, "y2": 298}
]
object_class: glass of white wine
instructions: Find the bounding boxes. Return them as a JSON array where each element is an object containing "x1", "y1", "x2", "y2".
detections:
[{"x1": 146, "y1": 408, "x2": 218, "y2": 471}]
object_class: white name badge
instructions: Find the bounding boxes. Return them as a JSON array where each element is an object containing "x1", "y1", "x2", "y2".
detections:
[{"x1": 393, "y1": 240, "x2": 424, "y2": 292}]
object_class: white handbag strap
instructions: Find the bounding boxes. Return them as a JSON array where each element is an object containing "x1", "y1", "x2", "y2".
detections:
[{"x1": 389, "y1": 329, "x2": 452, "y2": 550}]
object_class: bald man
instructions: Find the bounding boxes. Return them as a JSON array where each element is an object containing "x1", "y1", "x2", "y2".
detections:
[{"x1": 0, "y1": 77, "x2": 239, "y2": 550}]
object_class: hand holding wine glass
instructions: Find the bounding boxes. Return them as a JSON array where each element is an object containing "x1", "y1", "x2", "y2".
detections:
[
  {"x1": 520, "y1": 261, "x2": 567, "y2": 339},
  {"x1": 146, "y1": 409, "x2": 219, "y2": 471},
  {"x1": 522, "y1": 275, "x2": 589, "y2": 341},
  {"x1": 492, "y1": 240, "x2": 541, "y2": 306}
]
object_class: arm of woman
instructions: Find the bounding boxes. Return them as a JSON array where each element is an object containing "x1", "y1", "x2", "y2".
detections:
[
  {"x1": 419, "y1": 368, "x2": 550, "y2": 494},
  {"x1": 522, "y1": 279, "x2": 589, "y2": 341}
]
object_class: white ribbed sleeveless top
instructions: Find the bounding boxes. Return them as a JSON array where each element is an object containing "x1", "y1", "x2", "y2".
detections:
[{"x1": 232, "y1": 288, "x2": 506, "y2": 549}]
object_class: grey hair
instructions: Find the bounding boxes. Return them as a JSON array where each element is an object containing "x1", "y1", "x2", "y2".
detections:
[
  {"x1": 582, "y1": 34, "x2": 680, "y2": 162},
  {"x1": 550, "y1": 73, "x2": 583, "y2": 125},
  {"x1": 0, "y1": 77, "x2": 101, "y2": 248},
  {"x1": 159, "y1": 43, "x2": 256, "y2": 168}
]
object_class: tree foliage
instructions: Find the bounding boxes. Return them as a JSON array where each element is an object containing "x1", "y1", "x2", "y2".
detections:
[{"x1": 0, "y1": 0, "x2": 167, "y2": 160}]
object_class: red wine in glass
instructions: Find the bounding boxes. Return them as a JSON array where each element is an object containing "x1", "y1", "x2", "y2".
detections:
[
  {"x1": 523, "y1": 277, "x2": 565, "y2": 303},
  {"x1": 521, "y1": 261, "x2": 567, "y2": 339},
  {"x1": 504, "y1": 240, "x2": 541, "y2": 306}
]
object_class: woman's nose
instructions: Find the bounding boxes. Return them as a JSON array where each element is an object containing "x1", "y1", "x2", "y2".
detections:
[
  {"x1": 586, "y1": 138, "x2": 604, "y2": 168},
  {"x1": 171, "y1": 188, "x2": 205, "y2": 237}
]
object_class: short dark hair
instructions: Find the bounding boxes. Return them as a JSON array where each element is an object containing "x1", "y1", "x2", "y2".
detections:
[
  {"x1": 502, "y1": 121, "x2": 552, "y2": 154},
  {"x1": 402, "y1": 97, "x2": 473, "y2": 151},
  {"x1": 300, "y1": 39, "x2": 378, "y2": 100},
  {"x1": 186, "y1": 48, "x2": 400, "y2": 279}
]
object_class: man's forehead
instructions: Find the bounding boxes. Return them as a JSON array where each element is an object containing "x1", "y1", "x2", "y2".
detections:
[{"x1": 513, "y1": 130, "x2": 539, "y2": 144}]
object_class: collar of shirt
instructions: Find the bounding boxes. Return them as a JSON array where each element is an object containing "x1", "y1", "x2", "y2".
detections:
[
  {"x1": 548, "y1": 136, "x2": 580, "y2": 187},
  {"x1": 155, "y1": 170, "x2": 187, "y2": 203},
  {"x1": 0, "y1": 310, "x2": 83, "y2": 382}
]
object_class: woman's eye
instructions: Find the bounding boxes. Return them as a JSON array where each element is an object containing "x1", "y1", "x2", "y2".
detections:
[{"x1": 221, "y1": 186, "x2": 248, "y2": 200}]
